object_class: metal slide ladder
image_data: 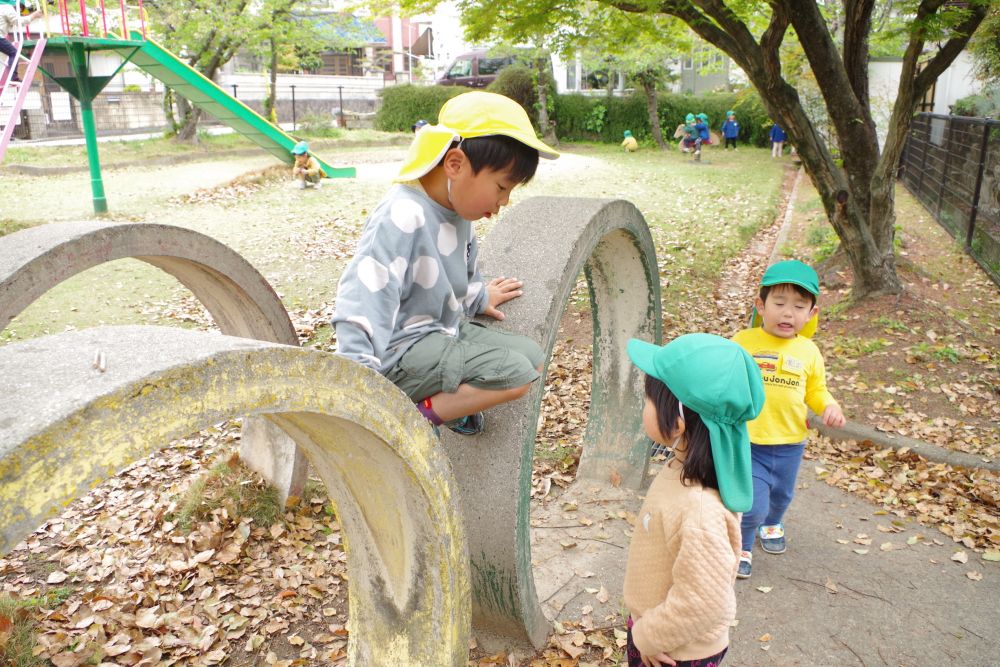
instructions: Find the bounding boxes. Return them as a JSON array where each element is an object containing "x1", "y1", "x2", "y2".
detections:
[{"x1": 0, "y1": 36, "x2": 45, "y2": 161}]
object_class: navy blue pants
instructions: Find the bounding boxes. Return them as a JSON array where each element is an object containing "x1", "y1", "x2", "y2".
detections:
[
  {"x1": 0, "y1": 36, "x2": 17, "y2": 78},
  {"x1": 740, "y1": 442, "x2": 805, "y2": 552}
]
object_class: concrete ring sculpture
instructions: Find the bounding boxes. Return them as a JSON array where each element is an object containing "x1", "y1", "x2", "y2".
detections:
[
  {"x1": 0, "y1": 325, "x2": 470, "y2": 666},
  {"x1": 0, "y1": 220, "x2": 308, "y2": 502},
  {"x1": 437, "y1": 198, "x2": 661, "y2": 648}
]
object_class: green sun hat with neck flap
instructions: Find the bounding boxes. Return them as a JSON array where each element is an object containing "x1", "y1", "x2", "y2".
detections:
[
  {"x1": 396, "y1": 91, "x2": 559, "y2": 182},
  {"x1": 627, "y1": 333, "x2": 765, "y2": 512}
]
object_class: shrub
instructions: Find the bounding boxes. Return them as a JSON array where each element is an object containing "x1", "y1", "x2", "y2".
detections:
[
  {"x1": 952, "y1": 86, "x2": 1000, "y2": 118},
  {"x1": 551, "y1": 90, "x2": 771, "y2": 146},
  {"x1": 487, "y1": 65, "x2": 538, "y2": 122},
  {"x1": 375, "y1": 85, "x2": 464, "y2": 132}
]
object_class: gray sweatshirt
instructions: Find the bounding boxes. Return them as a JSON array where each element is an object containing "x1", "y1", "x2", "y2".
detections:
[{"x1": 332, "y1": 184, "x2": 489, "y2": 372}]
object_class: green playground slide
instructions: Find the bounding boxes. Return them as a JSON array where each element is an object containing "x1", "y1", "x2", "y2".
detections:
[{"x1": 114, "y1": 35, "x2": 354, "y2": 178}]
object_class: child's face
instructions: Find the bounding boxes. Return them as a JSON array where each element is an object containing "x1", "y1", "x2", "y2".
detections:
[
  {"x1": 756, "y1": 284, "x2": 818, "y2": 338},
  {"x1": 294, "y1": 154, "x2": 309, "y2": 167},
  {"x1": 642, "y1": 397, "x2": 683, "y2": 446},
  {"x1": 447, "y1": 155, "x2": 520, "y2": 221}
]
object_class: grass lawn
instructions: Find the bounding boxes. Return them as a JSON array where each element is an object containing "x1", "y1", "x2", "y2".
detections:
[{"x1": 0, "y1": 142, "x2": 787, "y2": 345}]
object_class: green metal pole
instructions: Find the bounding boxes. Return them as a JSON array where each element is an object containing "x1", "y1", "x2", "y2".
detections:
[{"x1": 69, "y1": 44, "x2": 108, "y2": 214}]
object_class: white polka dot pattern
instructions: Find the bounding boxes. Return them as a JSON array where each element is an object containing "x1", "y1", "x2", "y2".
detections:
[
  {"x1": 413, "y1": 256, "x2": 440, "y2": 289},
  {"x1": 357, "y1": 256, "x2": 389, "y2": 292},
  {"x1": 346, "y1": 315, "x2": 374, "y2": 337},
  {"x1": 389, "y1": 257, "x2": 408, "y2": 284},
  {"x1": 464, "y1": 281, "x2": 483, "y2": 307},
  {"x1": 404, "y1": 315, "x2": 434, "y2": 329},
  {"x1": 438, "y1": 223, "x2": 458, "y2": 256},
  {"x1": 447, "y1": 292, "x2": 460, "y2": 311},
  {"x1": 390, "y1": 199, "x2": 425, "y2": 232}
]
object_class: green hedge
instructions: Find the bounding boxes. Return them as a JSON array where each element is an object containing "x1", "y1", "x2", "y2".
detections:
[
  {"x1": 376, "y1": 84, "x2": 774, "y2": 147},
  {"x1": 375, "y1": 85, "x2": 465, "y2": 132},
  {"x1": 553, "y1": 90, "x2": 773, "y2": 147}
]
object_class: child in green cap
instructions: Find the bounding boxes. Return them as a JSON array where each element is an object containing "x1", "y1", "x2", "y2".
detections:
[
  {"x1": 732, "y1": 259, "x2": 845, "y2": 578},
  {"x1": 333, "y1": 91, "x2": 559, "y2": 436},
  {"x1": 622, "y1": 130, "x2": 638, "y2": 152},
  {"x1": 680, "y1": 113, "x2": 699, "y2": 154},
  {"x1": 291, "y1": 141, "x2": 322, "y2": 190},
  {"x1": 624, "y1": 333, "x2": 764, "y2": 667}
]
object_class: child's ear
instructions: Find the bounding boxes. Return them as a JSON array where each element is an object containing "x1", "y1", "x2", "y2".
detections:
[
  {"x1": 671, "y1": 413, "x2": 686, "y2": 440},
  {"x1": 442, "y1": 147, "x2": 467, "y2": 179},
  {"x1": 809, "y1": 305, "x2": 819, "y2": 319},
  {"x1": 754, "y1": 295, "x2": 765, "y2": 311}
]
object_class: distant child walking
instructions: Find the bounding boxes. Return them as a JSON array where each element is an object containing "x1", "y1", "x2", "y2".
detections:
[
  {"x1": 0, "y1": 0, "x2": 41, "y2": 83},
  {"x1": 769, "y1": 123, "x2": 787, "y2": 158},
  {"x1": 623, "y1": 334, "x2": 765, "y2": 667},
  {"x1": 732, "y1": 260, "x2": 845, "y2": 578},
  {"x1": 721, "y1": 111, "x2": 739, "y2": 150},
  {"x1": 333, "y1": 91, "x2": 558, "y2": 436}
]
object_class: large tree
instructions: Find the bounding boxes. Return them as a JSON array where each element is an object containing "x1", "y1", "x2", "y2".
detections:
[{"x1": 393, "y1": 0, "x2": 989, "y2": 299}]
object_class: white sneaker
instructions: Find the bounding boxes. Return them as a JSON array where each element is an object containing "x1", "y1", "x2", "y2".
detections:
[
  {"x1": 295, "y1": 180, "x2": 306, "y2": 190},
  {"x1": 314, "y1": 179, "x2": 322, "y2": 190}
]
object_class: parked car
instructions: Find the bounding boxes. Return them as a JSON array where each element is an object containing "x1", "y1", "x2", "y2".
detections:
[{"x1": 436, "y1": 50, "x2": 530, "y2": 88}]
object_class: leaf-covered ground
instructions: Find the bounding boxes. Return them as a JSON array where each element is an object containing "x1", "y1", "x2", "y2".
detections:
[{"x1": 1, "y1": 141, "x2": 997, "y2": 665}]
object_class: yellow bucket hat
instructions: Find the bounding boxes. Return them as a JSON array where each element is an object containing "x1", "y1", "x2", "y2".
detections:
[{"x1": 395, "y1": 91, "x2": 559, "y2": 182}]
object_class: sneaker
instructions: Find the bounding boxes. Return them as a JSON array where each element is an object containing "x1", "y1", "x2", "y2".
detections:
[
  {"x1": 314, "y1": 179, "x2": 322, "y2": 190},
  {"x1": 446, "y1": 412, "x2": 485, "y2": 436},
  {"x1": 295, "y1": 180, "x2": 306, "y2": 190},
  {"x1": 737, "y1": 551, "x2": 752, "y2": 579},
  {"x1": 758, "y1": 524, "x2": 786, "y2": 554}
]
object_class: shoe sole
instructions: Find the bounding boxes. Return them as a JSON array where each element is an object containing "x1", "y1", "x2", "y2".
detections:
[
  {"x1": 760, "y1": 544, "x2": 786, "y2": 554},
  {"x1": 736, "y1": 570, "x2": 751, "y2": 579}
]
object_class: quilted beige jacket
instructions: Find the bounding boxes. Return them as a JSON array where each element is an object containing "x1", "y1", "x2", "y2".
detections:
[{"x1": 623, "y1": 461, "x2": 741, "y2": 660}]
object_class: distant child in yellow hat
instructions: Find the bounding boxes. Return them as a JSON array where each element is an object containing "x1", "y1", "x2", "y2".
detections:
[
  {"x1": 731, "y1": 260, "x2": 845, "y2": 579},
  {"x1": 291, "y1": 141, "x2": 322, "y2": 190},
  {"x1": 332, "y1": 91, "x2": 559, "y2": 436}
]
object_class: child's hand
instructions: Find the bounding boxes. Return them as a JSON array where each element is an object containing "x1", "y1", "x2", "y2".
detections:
[
  {"x1": 640, "y1": 651, "x2": 677, "y2": 667},
  {"x1": 482, "y1": 276, "x2": 523, "y2": 320},
  {"x1": 822, "y1": 403, "x2": 846, "y2": 428}
]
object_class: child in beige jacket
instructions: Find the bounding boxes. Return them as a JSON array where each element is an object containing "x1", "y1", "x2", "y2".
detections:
[{"x1": 623, "y1": 333, "x2": 764, "y2": 666}]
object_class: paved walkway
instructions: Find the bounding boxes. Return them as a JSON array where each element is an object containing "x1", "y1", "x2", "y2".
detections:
[{"x1": 531, "y1": 457, "x2": 999, "y2": 665}]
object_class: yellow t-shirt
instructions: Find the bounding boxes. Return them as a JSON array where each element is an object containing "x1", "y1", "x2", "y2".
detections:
[
  {"x1": 622, "y1": 136, "x2": 638, "y2": 152},
  {"x1": 732, "y1": 327, "x2": 836, "y2": 445}
]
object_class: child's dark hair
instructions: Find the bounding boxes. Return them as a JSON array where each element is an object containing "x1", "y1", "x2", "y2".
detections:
[
  {"x1": 759, "y1": 282, "x2": 816, "y2": 308},
  {"x1": 645, "y1": 374, "x2": 718, "y2": 491},
  {"x1": 450, "y1": 135, "x2": 539, "y2": 184}
]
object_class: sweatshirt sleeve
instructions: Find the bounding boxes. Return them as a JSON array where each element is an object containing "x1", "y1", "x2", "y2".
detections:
[
  {"x1": 331, "y1": 217, "x2": 404, "y2": 371},
  {"x1": 804, "y1": 347, "x2": 837, "y2": 416},
  {"x1": 465, "y1": 234, "x2": 489, "y2": 316},
  {"x1": 630, "y1": 523, "x2": 737, "y2": 657}
]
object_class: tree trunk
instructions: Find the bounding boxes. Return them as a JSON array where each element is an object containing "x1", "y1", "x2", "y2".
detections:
[
  {"x1": 641, "y1": 74, "x2": 665, "y2": 149},
  {"x1": 265, "y1": 35, "x2": 279, "y2": 121},
  {"x1": 174, "y1": 96, "x2": 202, "y2": 143},
  {"x1": 536, "y1": 57, "x2": 556, "y2": 145}
]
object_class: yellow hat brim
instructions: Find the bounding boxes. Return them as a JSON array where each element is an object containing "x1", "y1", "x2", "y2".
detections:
[{"x1": 395, "y1": 92, "x2": 559, "y2": 182}]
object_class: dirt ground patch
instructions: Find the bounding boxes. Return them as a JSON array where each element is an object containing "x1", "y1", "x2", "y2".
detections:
[{"x1": 780, "y1": 179, "x2": 999, "y2": 460}]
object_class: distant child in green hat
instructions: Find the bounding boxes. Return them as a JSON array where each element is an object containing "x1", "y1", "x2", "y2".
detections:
[
  {"x1": 722, "y1": 111, "x2": 739, "y2": 150},
  {"x1": 623, "y1": 333, "x2": 764, "y2": 667},
  {"x1": 680, "y1": 113, "x2": 700, "y2": 154},
  {"x1": 732, "y1": 260, "x2": 845, "y2": 579},
  {"x1": 622, "y1": 130, "x2": 638, "y2": 152},
  {"x1": 291, "y1": 141, "x2": 322, "y2": 190}
]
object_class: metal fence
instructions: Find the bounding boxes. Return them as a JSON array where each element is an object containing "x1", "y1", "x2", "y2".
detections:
[
  {"x1": 900, "y1": 113, "x2": 1000, "y2": 284},
  {"x1": 10, "y1": 81, "x2": 383, "y2": 142}
]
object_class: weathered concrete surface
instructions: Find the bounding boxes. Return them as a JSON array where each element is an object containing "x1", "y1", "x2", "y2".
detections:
[
  {"x1": 0, "y1": 326, "x2": 470, "y2": 666},
  {"x1": 441, "y1": 198, "x2": 661, "y2": 649},
  {"x1": 0, "y1": 221, "x2": 308, "y2": 504}
]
